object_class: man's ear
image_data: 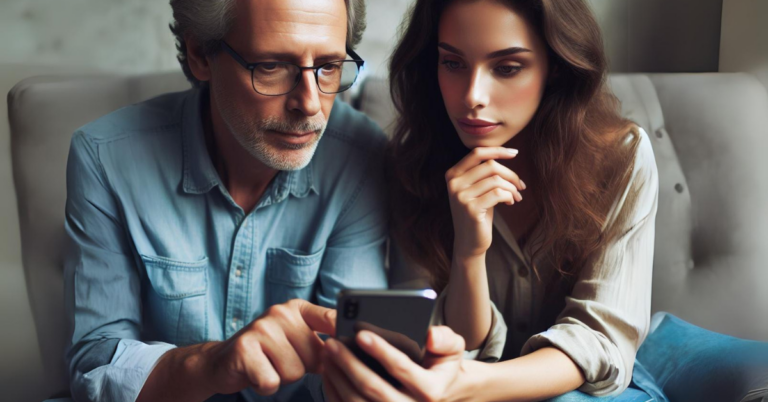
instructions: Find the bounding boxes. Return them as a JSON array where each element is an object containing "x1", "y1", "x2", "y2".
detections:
[{"x1": 185, "y1": 36, "x2": 212, "y2": 83}]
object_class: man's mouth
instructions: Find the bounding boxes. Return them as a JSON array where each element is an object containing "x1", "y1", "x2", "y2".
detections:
[{"x1": 269, "y1": 130, "x2": 317, "y2": 146}]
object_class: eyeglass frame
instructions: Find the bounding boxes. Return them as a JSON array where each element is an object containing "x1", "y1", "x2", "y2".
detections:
[{"x1": 220, "y1": 41, "x2": 365, "y2": 96}]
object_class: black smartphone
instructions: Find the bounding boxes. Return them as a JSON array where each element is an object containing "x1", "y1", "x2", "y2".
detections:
[{"x1": 335, "y1": 289, "x2": 437, "y2": 387}]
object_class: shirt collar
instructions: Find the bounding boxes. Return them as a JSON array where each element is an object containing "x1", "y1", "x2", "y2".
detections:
[
  {"x1": 492, "y1": 213, "x2": 529, "y2": 264},
  {"x1": 180, "y1": 88, "x2": 318, "y2": 199}
]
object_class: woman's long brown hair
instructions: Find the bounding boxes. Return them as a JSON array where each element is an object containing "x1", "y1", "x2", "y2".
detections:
[{"x1": 387, "y1": 0, "x2": 640, "y2": 292}]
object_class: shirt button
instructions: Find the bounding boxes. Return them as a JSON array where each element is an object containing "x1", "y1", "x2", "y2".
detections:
[
  {"x1": 518, "y1": 267, "x2": 529, "y2": 277},
  {"x1": 231, "y1": 317, "x2": 239, "y2": 328},
  {"x1": 235, "y1": 268, "x2": 242, "y2": 277}
]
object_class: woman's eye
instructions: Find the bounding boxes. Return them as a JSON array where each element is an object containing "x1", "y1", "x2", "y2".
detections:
[
  {"x1": 440, "y1": 60, "x2": 463, "y2": 71},
  {"x1": 495, "y1": 65, "x2": 522, "y2": 76}
]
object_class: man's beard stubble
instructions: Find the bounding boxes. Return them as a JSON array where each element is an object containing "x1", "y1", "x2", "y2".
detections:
[{"x1": 213, "y1": 87, "x2": 327, "y2": 171}]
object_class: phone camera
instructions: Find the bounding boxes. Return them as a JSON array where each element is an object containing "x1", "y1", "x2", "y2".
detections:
[{"x1": 344, "y1": 298, "x2": 359, "y2": 319}]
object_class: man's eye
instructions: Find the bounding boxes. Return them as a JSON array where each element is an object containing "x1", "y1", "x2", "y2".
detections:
[
  {"x1": 257, "y1": 63, "x2": 279, "y2": 72},
  {"x1": 495, "y1": 65, "x2": 522, "y2": 76},
  {"x1": 321, "y1": 64, "x2": 341, "y2": 72}
]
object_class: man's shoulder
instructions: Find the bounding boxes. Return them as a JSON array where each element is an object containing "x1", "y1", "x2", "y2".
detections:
[
  {"x1": 310, "y1": 100, "x2": 388, "y2": 197},
  {"x1": 322, "y1": 99, "x2": 388, "y2": 156},
  {"x1": 76, "y1": 89, "x2": 190, "y2": 143}
]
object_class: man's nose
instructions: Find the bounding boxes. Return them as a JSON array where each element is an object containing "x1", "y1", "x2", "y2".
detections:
[{"x1": 286, "y1": 69, "x2": 322, "y2": 117}]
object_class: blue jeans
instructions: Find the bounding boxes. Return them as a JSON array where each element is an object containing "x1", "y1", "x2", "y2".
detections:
[{"x1": 546, "y1": 388, "x2": 652, "y2": 402}]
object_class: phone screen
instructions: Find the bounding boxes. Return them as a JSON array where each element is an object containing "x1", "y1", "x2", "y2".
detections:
[{"x1": 335, "y1": 289, "x2": 437, "y2": 387}]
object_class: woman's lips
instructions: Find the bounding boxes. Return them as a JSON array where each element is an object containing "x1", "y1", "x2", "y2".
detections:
[{"x1": 456, "y1": 118, "x2": 501, "y2": 136}]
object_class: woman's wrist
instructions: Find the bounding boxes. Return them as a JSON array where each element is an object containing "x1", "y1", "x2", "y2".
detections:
[
  {"x1": 452, "y1": 252, "x2": 487, "y2": 271},
  {"x1": 454, "y1": 360, "x2": 492, "y2": 401}
]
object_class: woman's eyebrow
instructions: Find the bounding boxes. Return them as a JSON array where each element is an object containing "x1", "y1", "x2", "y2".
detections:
[
  {"x1": 438, "y1": 42, "x2": 532, "y2": 58},
  {"x1": 486, "y1": 47, "x2": 532, "y2": 58},
  {"x1": 438, "y1": 42, "x2": 465, "y2": 55}
]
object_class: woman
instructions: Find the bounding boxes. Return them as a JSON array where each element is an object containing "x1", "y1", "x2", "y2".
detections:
[{"x1": 322, "y1": 0, "x2": 659, "y2": 400}]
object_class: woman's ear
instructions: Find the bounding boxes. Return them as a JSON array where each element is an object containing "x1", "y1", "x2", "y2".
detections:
[{"x1": 185, "y1": 36, "x2": 212, "y2": 84}]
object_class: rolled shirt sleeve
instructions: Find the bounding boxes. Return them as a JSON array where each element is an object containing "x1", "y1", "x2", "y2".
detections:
[
  {"x1": 521, "y1": 130, "x2": 660, "y2": 396},
  {"x1": 64, "y1": 131, "x2": 176, "y2": 402}
]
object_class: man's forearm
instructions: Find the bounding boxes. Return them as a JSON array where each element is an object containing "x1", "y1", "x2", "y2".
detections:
[
  {"x1": 136, "y1": 342, "x2": 218, "y2": 402},
  {"x1": 445, "y1": 253, "x2": 492, "y2": 350}
]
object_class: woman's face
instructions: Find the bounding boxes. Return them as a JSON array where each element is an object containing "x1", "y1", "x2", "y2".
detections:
[{"x1": 437, "y1": 0, "x2": 550, "y2": 148}]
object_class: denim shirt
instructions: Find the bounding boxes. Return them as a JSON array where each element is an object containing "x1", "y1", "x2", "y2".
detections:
[{"x1": 63, "y1": 88, "x2": 389, "y2": 402}]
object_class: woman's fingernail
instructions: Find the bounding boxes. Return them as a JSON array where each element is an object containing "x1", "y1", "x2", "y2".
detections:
[
  {"x1": 507, "y1": 148, "x2": 519, "y2": 156},
  {"x1": 358, "y1": 332, "x2": 372, "y2": 346},
  {"x1": 520, "y1": 180, "x2": 527, "y2": 190},
  {"x1": 327, "y1": 339, "x2": 339, "y2": 354}
]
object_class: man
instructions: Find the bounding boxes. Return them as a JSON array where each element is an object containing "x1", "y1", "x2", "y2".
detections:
[{"x1": 63, "y1": 0, "x2": 387, "y2": 401}]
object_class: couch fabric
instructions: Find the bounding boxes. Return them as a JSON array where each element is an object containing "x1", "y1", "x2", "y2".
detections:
[{"x1": 8, "y1": 72, "x2": 768, "y2": 399}]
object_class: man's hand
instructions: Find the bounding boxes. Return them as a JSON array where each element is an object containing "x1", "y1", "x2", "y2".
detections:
[
  {"x1": 206, "y1": 299, "x2": 337, "y2": 395},
  {"x1": 137, "y1": 299, "x2": 336, "y2": 402}
]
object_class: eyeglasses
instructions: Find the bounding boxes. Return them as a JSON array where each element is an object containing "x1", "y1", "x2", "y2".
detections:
[{"x1": 221, "y1": 41, "x2": 365, "y2": 96}]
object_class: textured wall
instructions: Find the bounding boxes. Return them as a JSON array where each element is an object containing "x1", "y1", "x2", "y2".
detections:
[
  {"x1": 588, "y1": 0, "x2": 723, "y2": 73},
  {"x1": 0, "y1": 0, "x2": 409, "y2": 78},
  {"x1": 0, "y1": 0, "x2": 178, "y2": 74},
  {"x1": 720, "y1": 0, "x2": 768, "y2": 92},
  {"x1": 0, "y1": 0, "x2": 725, "y2": 76}
]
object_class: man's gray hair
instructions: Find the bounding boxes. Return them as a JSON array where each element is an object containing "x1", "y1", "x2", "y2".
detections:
[{"x1": 169, "y1": 0, "x2": 367, "y2": 88}]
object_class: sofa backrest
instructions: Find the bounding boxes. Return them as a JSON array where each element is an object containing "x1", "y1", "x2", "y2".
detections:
[{"x1": 8, "y1": 72, "x2": 192, "y2": 397}]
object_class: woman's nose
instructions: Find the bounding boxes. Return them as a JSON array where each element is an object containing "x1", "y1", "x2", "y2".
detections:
[{"x1": 463, "y1": 69, "x2": 490, "y2": 110}]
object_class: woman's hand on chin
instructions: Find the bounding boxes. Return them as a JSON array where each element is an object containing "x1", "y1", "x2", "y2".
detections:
[
  {"x1": 445, "y1": 147, "x2": 525, "y2": 260},
  {"x1": 321, "y1": 326, "x2": 487, "y2": 402}
]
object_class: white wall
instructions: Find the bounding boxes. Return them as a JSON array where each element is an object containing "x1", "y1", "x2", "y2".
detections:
[{"x1": 719, "y1": 0, "x2": 768, "y2": 91}]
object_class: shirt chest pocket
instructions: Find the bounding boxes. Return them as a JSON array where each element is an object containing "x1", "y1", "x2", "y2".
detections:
[
  {"x1": 265, "y1": 246, "x2": 325, "y2": 306},
  {"x1": 142, "y1": 254, "x2": 209, "y2": 346}
]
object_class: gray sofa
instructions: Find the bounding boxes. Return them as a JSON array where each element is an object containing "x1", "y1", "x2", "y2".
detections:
[{"x1": 8, "y1": 71, "x2": 768, "y2": 400}]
